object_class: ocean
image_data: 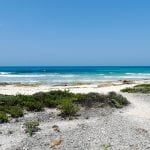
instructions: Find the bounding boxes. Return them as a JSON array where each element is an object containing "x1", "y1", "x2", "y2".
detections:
[{"x1": 0, "y1": 66, "x2": 150, "y2": 85}]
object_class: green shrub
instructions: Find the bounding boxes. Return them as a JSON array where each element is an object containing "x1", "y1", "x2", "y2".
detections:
[
  {"x1": 121, "y1": 87, "x2": 133, "y2": 93},
  {"x1": 33, "y1": 90, "x2": 74, "y2": 108},
  {"x1": 121, "y1": 84, "x2": 150, "y2": 93},
  {"x1": 0, "y1": 105, "x2": 6, "y2": 112},
  {"x1": 0, "y1": 106, "x2": 23, "y2": 118},
  {"x1": 33, "y1": 92, "x2": 47, "y2": 101},
  {"x1": 44, "y1": 99, "x2": 60, "y2": 108},
  {"x1": 135, "y1": 84, "x2": 150, "y2": 88},
  {"x1": 59, "y1": 99, "x2": 79, "y2": 117},
  {"x1": 74, "y1": 92, "x2": 129, "y2": 108},
  {"x1": 74, "y1": 92, "x2": 107, "y2": 107},
  {"x1": 0, "y1": 90, "x2": 129, "y2": 123},
  {"x1": 0, "y1": 111, "x2": 8, "y2": 123},
  {"x1": 0, "y1": 95, "x2": 21, "y2": 106},
  {"x1": 8, "y1": 106, "x2": 23, "y2": 118},
  {"x1": 45, "y1": 90, "x2": 74, "y2": 100},
  {"x1": 24, "y1": 101, "x2": 43, "y2": 111},
  {"x1": 108, "y1": 92, "x2": 129, "y2": 108},
  {"x1": 24, "y1": 120, "x2": 39, "y2": 136}
]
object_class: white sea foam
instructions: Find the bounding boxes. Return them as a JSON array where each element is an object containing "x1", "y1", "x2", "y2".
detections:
[
  {"x1": 0, "y1": 74, "x2": 62, "y2": 78},
  {"x1": 125, "y1": 73, "x2": 135, "y2": 75},
  {"x1": 0, "y1": 72, "x2": 150, "y2": 84},
  {"x1": 0, "y1": 72, "x2": 11, "y2": 75},
  {"x1": 104, "y1": 75, "x2": 150, "y2": 79},
  {"x1": 125, "y1": 73, "x2": 150, "y2": 76},
  {"x1": 0, "y1": 74, "x2": 90, "y2": 78}
]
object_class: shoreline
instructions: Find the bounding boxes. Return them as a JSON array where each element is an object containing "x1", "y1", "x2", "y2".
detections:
[{"x1": 0, "y1": 79, "x2": 148, "y2": 95}]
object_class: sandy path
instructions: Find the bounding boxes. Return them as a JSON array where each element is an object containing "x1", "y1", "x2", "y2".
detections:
[{"x1": 121, "y1": 93, "x2": 150, "y2": 120}]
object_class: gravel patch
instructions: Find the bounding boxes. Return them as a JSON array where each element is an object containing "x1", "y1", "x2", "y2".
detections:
[{"x1": 0, "y1": 94, "x2": 150, "y2": 150}]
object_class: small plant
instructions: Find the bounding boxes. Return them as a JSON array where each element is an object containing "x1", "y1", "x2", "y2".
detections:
[
  {"x1": 8, "y1": 106, "x2": 23, "y2": 118},
  {"x1": 24, "y1": 101, "x2": 43, "y2": 111},
  {"x1": 0, "y1": 111, "x2": 8, "y2": 123},
  {"x1": 52, "y1": 125, "x2": 60, "y2": 132},
  {"x1": 102, "y1": 143, "x2": 111, "y2": 150},
  {"x1": 121, "y1": 84, "x2": 150, "y2": 93},
  {"x1": 108, "y1": 92, "x2": 129, "y2": 108},
  {"x1": 75, "y1": 92, "x2": 129, "y2": 108},
  {"x1": 75, "y1": 92, "x2": 107, "y2": 107},
  {"x1": 59, "y1": 99, "x2": 79, "y2": 117},
  {"x1": 33, "y1": 92, "x2": 47, "y2": 101},
  {"x1": 44, "y1": 99, "x2": 60, "y2": 108},
  {"x1": 0, "y1": 106, "x2": 23, "y2": 118},
  {"x1": 0, "y1": 95, "x2": 21, "y2": 106},
  {"x1": 135, "y1": 84, "x2": 150, "y2": 88},
  {"x1": 24, "y1": 120, "x2": 39, "y2": 136}
]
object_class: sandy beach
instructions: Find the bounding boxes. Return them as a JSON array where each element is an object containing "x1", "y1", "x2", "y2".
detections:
[
  {"x1": 0, "y1": 80, "x2": 150, "y2": 150},
  {"x1": 0, "y1": 80, "x2": 145, "y2": 95}
]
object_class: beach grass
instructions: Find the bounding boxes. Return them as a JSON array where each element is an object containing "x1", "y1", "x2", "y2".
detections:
[
  {"x1": 0, "y1": 90, "x2": 129, "y2": 123},
  {"x1": 59, "y1": 98, "x2": 79, "y2": 117},
  {"x1": 24, "y1": 120, "x2": 40, "y2": 136},
  {"x1": 121, "y1": 84, "x2": 150, "y2": 93},
  {"x1": 0, "y1": 111, "x2": 8, "y2": 123},
  {"x1": 0, "y1": 106, "x2": 23, "y2": 118}
]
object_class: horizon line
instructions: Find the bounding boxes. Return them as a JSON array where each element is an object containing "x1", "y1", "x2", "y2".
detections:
[{"x1": 0, "y1": 65, "x2": 150, "y2": 67}]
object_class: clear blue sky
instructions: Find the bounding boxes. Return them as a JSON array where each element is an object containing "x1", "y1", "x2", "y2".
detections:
[{"x1": 0, "y1": 0, "x2": 150, "y2": 66}]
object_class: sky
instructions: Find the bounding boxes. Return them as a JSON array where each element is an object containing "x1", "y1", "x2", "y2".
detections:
[{"x1": 0, "y1": 0, "x2": 150, "y2": 66}]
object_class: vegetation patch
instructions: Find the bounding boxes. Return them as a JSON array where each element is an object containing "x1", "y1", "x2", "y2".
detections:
[
  {"x1": 24, "y1": 101, "x2": 43, "y2": 111},
  {"x1": 74, "y1": 92, "x2": 129, "y2": 108},
  {"x1": 0, "y1": 90, "x2": 129, "y2": 123},
  {"x1": 6, "y1": 106, "x2": 23, "y2": 118},
  {"x1": 121, "y1": 84, "x2": 150, "y2": 93},
  {"x1": 108, "y1": 92, "x2": 129, "y2": 108},
  {"x1": 0, "y1": 111, "x2": 8, "y2": 123},
  {"x1": 0, "y1": 106, "x2": 23, "y2": 118},
  {"x1": 24, "y1": 120, "x2": 40, "y2": 136},
  {"x1": 58, "y1": 99, "x2": 79, "y2": 117},
  {"x1": 74, "y1": 92, "x2": 107, "y2": 107}
]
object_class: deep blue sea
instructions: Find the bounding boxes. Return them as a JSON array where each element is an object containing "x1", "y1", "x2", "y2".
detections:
[{"x1": 0, "y1": 66, "x2": 150, "y2": 85}]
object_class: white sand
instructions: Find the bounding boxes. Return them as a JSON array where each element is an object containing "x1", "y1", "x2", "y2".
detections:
[
  {"x1": 0, "y1": 83, "x2": 136, "y2": 95},
  {"x1": 122, "y1": 93, "x2": 150, "y2": 120}
]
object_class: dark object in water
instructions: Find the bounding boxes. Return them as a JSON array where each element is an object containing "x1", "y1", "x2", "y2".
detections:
[{"x1": 122, "y1": 80, "x2": 133, "y2": 84}]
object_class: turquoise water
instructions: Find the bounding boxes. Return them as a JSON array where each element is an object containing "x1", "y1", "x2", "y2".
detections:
[{"x1": 0, "y1": 66, "x2": 150, "y2": 85}]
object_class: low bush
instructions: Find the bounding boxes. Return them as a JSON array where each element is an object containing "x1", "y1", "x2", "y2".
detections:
[
  {"x1": 135, "y1": 84, "x2": 150, "y2": 88},
  {"x1": 121, "y1": 84, "x2": 150, "y2": 93},
  {"x1": 59, "y1": 99, "x2": 79, "y2": 117},
  {"x1": 24, "y1": 120, "x2": 39, "y2": 136},
  {"x1": 45, "y1": 90, "x2": 74, "y2": 100},
  {"x1": 74, "y1": 92, "x2": 129, "y2": 108},
  {"x1": 107, "y1": 92, "x2": 129, "y2": 108},
  {"x1": 24, "y1": 101, "x2": 43, "y2": 111},
  {"x1": 6, "y1": 106, "x2": 23, "y2": 118},
  {"x1": 33, "y1": 90, "x2": 74, "y2": 108},
  {"x1": 33, "y1": 92, "x2": 47, "y2": 101},
  {"x1": 44, "y1": 98, "x2": 60, "y2": 108},
  {"x1": 121, "y1": 87, "x2": 134, "y2": 93},
  {"x1": 0, "y1": 90, "x2": 129, "y2": 123},
  {"x1": 0, "y1": 106, "x2": 23, "y2": 118},
  {"x1": 8, "y1": 106, "x2": 23, "y2": 118},
  {"x1": 0, "y1": 95, "x2": 21, "y2": 106},
  {"x1": 74, "y1": 92, "x2": 107, "y2": 107},
  {"x1": 0, "y1": 111, "x2": 8, "y2": 123}
]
